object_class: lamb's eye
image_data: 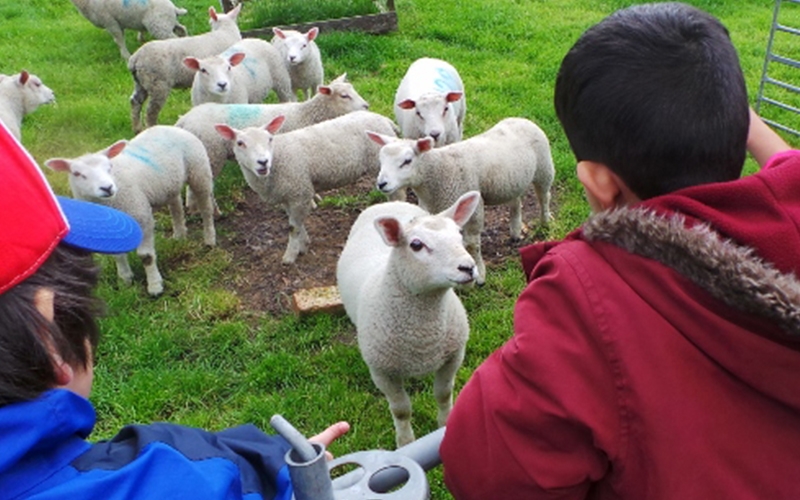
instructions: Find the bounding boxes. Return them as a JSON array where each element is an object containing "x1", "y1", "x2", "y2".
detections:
[
  {"x1": 401, "y1": 158, "x2": 412, "y2": 167},
  {"x1": 341, "y1": 93, "x2": 351, "y2": 99},
  {"x1": 72, "y1": 171, "x2": 81, "y2": 178},
  {"x1": 415, "y1": 111, "x2": 422, "y2": 118},
  {"x1": 410, "y1": 239, "x2": 424, "y2": 252},
  {"x1": 237, "y1": 140, "x2": 245, "y2": 147},
  {"x1": 443, "y1": 105, "x2": 449, "y2": 116},
  {"x1": 201, "y1": 68, "x2": 208, "y2": 74}
]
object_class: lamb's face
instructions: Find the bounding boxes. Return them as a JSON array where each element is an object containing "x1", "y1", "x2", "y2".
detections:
[
  {"x1": 231, "y1": 127, "x2": 275, "y2": 177},
  {"x1": 193, "y1": 55, "x2": 235, "y2": 96},
  {"x1": 65, "y1": 154, "x2": 118, "y2": 201},
  {"x1": 15, "y1": 72, "x2": 55, "y2": 113},
  {"x1": 405, "y1": 92, "x2": 459, "y2": 147},
  {"x1": 400, "y1": 215, "x2": 476, "y2": 290},
  {"x1": 376, "y1": 140, "x2": 418, "y2": 194},
  {"x1": 318, "y1": 80, "x2": 370, "y2": 114},
  {"x1": 278, "y1": 30, "x2": 314, "y2": 65}
]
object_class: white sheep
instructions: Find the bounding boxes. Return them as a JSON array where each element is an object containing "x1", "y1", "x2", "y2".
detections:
[
  {"x1": 394, "y1": 57, "x2": 466, "y2": 146},
  {"x1": 271, "y1": 27, "x2": 323, "y2": 100},
  {"x1": 0, "y1": 71, "x2": 55, "y2": 141},
  {"x1": 69, "y1": 0, "x2": 188, "y2": 60},
  {"x1": 45, "y1": 126, "x2": 216, "y2": 297},
  {"x1": 128, "y1": 4, "x2": 242, "y2": 132},
  {"x1": 183, "y1": 38, "x2": 296, "y2": 106},
  {"x1": 336, "y1": 191, "x2": 481, "y2": 447},
  {"x1": 215, "y1": 110, "x2": 398, "y2": 264},
  {"x1": 368, "y1": 117, "x2": 555, "y2": 285},
  {"x1": 176, "y1": 73, "x2": 368, "y2": 179}
]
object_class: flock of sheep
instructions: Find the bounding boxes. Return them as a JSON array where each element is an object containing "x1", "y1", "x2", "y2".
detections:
[{"x1": 6, "y1": 0, "x2": 557, "y2": 448}]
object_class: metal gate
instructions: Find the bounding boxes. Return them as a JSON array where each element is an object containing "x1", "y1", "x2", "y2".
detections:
[{"x1": 755, "y1": 0, "x2": 800, "y2": 137}]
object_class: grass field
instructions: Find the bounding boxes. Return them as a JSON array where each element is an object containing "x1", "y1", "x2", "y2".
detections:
[{"x1": 2, "y1": 1, "x2": 796, "y2": 497}]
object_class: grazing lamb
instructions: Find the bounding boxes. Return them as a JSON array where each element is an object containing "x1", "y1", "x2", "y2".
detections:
[
  {"x1": 368, "y1": 117, "x2": 555, "y2": 285},
  {"x1": 271, "y1": 27, "x2": 323, "y2": 100},
  {"x1": 0, "y1": 71, "x2": 55, "y2": 141},
  {"x1": 394, "y1": 57, "x2": 466, "y2": 146},
  {"x1": 184, "y1": 38, "x2": 295, "y2": 106},
  {"x1": 336, "y1": 191, "x2": 481, "y2": 447},
  {"x1": 45, "y1": 126, "x2": 216, "y2": 297},
  {"x1": 69, "y1": 0, "x2": 188, "y2": 60},
  {"x1": 215, "y1": 110, "x2": 398, "y2": 264},
  {"x1": 129, "y1": 4, "x2": 242, "y2": 132},
  {"x1": 176, "y1": 73, "x2": 368, "y2": 178}
]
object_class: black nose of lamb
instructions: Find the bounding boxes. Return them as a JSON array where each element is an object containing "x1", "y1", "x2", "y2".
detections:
[
  {"x1": 429, "y1": 131, "x2": 441, "y2": 141},
  {"x1": 377, "y1": 181, "x2": 387, "y2": 191},
  {"x1": 100, "y1": 185, "x2": 114, "y2": 197},
  {"x1": 458, "y1": 264, "x2": 474, "y2": 276},
  {"x1": 217, "y1": 82, "x2": 227, "y2": 91}
]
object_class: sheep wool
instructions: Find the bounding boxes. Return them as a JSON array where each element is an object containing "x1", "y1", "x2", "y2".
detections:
[
  {"x1": 369, "y1": 117, "x2": 555, "y2": 285},
  {"x1": 271, "y1": 27, "x2": 324, "y2": 101},
  {"x1": 336, "y1": 191, "x2": 481, "y2": 447},
  {"x1": 394, "y1": 57, "x2": 466, "y2": 147},
  {"x1": 46, "y1": 126, "x2": 216, "y2": 297},
  {"x1": 69, "y1": 0, "x2": 188, "y2": 60},
  {"x1": 0, "y1": 71, "x2": 55, "y2": 141},
  {"x1": 185, "y1": 38, "x2": 296, "y2": 106},
  {"x1": 216, "y1": 110, "x2": 398, "y2": 264},
  {"x1": 128, "y1": 4, "x2": 242, "y2": 132},
  {"x1": 176, "y1": 73, "x2": 368, "y2": 179}
]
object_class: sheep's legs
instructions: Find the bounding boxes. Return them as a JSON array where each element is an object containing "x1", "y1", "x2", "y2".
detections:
[
  {"x1": 282, "y1": 203, "x2": 311, "y2": 264},
  {"x1": 167, "y1": 193, "x2": 187, "y2": 239},
  {"x1": 130, "y1": 83, "x2": 148, "y2": 133},
  {"x1": 534, "y1": 182, "x2": 552, "y2": 224},
  {"x1": 371, "y1": 370, "x2": 415, "y2": 448},
  {"x1": 508, "y1": 196, "x2": 524, "y2": 239},
  {"x1": 433, "y1": 349, "x2": 465, "y2": 428},
  {"x1": 144, "y1": 82, "x2": 170, "y2": 129},
  {"x1": 113, "y1": 253, "x2": 134, "y2": 285},
  {"x1": 464, "y1": 204, "x2": 486, "y2": 286},
  {"x1": 106, "y1": 23, "x2": 132, "y2": 60},
  {"x1": 139, "y1": 216, "x2": 164, "y2": 296}
]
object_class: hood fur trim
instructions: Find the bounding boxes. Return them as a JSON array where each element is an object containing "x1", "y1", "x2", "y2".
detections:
[{"x1": 582, "y1": 208, "x2": 800, "y2": 336}]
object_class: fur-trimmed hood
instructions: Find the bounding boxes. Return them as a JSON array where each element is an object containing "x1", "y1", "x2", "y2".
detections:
[{"x1": 582, "y1": 207, "x2": 800, "y2": 337}]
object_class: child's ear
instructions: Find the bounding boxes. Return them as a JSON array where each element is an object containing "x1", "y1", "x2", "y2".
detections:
[{"x1": 577, "y1": 161, "x2": 638, "y2": 210}]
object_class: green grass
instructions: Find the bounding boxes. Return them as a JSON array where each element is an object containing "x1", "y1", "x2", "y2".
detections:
[
  {"x1": 4, "y1": 1, "x2": 797, "y2": 498},
  {"x1": 239, "y1": 0, "x2": 382, "y2": 30}
]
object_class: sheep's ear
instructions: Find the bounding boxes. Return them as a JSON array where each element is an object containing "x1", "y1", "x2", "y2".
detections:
[
  {"x1": 273, "y1": 27, "x2": 286, "y2": 39},
  {"x1": 366, "y1": 130, "x2": 393, "y2": 146},
  {"x1": 331, "y1": 73, "x2": 347, "y2": 83},
  {"x1": 183, "y1": 57, "x2": 200, "y2": 71},
  {"x1": 229, "y1": 52, "x2": 246, "y2": 66},
  {"x1": 440, "y1": 190, "x2": 480, "y2": 227},
  {"x1": 45, "y1": 158, "x2": 71, "y2": 172},
  {"x1": 397, "y1": 99, "x2": 416, "y2": 110},
  {"x1": 105, "y1": 140, "x2": 127, "y2": 159},
  {"x1": 416, "y1": 137, "x2": 434, "y2": 153},
  {"x1": 307, "y1": 27, "x2": 319, "y2": 42},
  {"x1": 317, "y1": 85, "x2": 331, "y2": 96},
  {"x1": 374, "y1": 216, "x2": 403, "y2": 247},
  {"x1": 18, "y1": 71, "x2": 30, "y2": 85},
  {"x1": 266, "y1": 115, "x2": 285, "y2": 134},
  {"x1": 445, "y1": 91, "x2": 463, "y2": 103},
  {"x1": 215, "y1": 124, "x2": 237, "y2": 140},
  {"x1": 208, "y1": 6, "x2": 218, "y2": 21},
  {"x1": 228, "y1": 3, "x2": 242, "y2": 17}
]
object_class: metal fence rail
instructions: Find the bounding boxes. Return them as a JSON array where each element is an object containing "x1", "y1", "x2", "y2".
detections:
[{"x1": 755, "y1": 0, "x2": 800, "y2": 137}]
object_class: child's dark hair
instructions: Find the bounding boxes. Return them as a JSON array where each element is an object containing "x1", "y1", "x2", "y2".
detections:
[
  {"x1": 554, "y1": 2, "x2": 750, "y2": 200},
  {"x1": 0, "y1": 244, "x2": 103, "y2": 406}
]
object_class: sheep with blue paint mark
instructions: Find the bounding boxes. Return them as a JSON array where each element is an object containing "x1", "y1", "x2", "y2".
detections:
[
  {"x1": 394, "y1": 57, "x2": 466, "y2": 146},
  {"x1": 175, "y1": 73, "x2": 368, "y2": 179},
  {"x1": 70, "y1": 0, "x2": 188, "y2": 60},
  {"x1": 184, "y1": 38, "x2": 296, "y2": 106},
  {"x1": 45, "y1": 126, "x2": 216, "y2": 296}
]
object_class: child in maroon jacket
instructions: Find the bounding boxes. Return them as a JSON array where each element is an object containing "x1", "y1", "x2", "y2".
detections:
[{"x1": 442, "y1": 2, "x2": 800, "y2": 499}]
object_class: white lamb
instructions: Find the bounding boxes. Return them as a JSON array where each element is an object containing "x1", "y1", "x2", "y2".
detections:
[
  {"x1": 271, "y1": 27, "x2": 323, "y2": 100},
  {"x1": 128, "y1": 4, "x2": 242, "y2": 132},
  {"x1": 0, "y1": 71, "x2": 55, "y2": 141},
  {"x1": 184, "y1": 38, "x2": 295, "y2": 106},
  {"x1": 45, "y1": 126, "x2": 216, "y2": 297},
  {"x1": 394, "y1": 57, "x2": 466, "y2": 146},
  {"x1": 215, "y1": 110, "x2": 398, "y2": 264},
  {"x1": 336, "y1": 191, "x2": 481, "y2": 447},
  {"x1": 368, "y1": 117, "x2": 555, "y2": 285},
  {"x1": 69, "y1": 0, "x2": 188, "y2": 60},
  {"x1": 176, "y1": 73, "x2": 368, "y2": 178}
]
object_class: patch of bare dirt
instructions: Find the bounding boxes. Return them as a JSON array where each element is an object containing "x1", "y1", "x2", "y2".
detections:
[{"x1": 217, "y1": 176, "x2": 549, "y2": 316}]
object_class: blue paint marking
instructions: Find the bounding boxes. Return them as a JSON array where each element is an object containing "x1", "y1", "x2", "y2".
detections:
[
  {"x1": 432, "y1": 66, "x2": 459, "y2": 92},
  {"x1": 123, "y1": 144, "x2": 162, "y2": 173},
  {"x1": 227, "y1": 105, "x2": 264, "y2": 128},
  {"x1": 223, "y1": 45, "x2": 258, "y2": 80},
  {"x1": 123, "y1": 0, "x2": 149, "y2": 7}
]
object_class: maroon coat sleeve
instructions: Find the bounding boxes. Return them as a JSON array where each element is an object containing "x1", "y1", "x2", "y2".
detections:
[{"x1": 441, "y1": 245, "x2": 624, "y2": 499}]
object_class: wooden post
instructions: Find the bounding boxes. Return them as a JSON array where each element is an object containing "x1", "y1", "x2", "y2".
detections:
[{"x1": 220, "y1": 0, "x2": 236, "y2": 13}]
